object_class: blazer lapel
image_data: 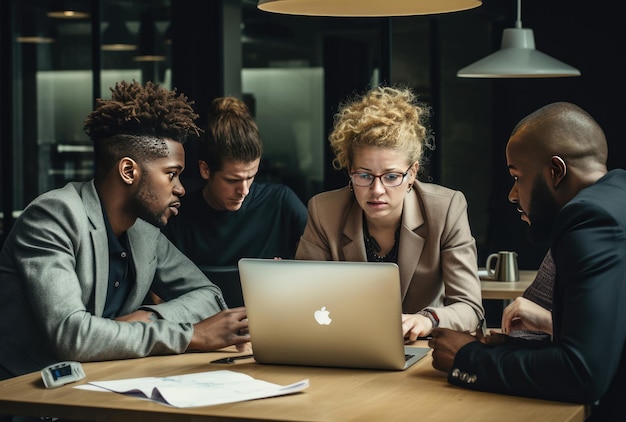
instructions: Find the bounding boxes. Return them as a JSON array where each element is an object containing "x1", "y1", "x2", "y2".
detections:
[
  {"x1": 81, "y1": 181, "x2": 109, "y2": 317},
  {"x1": 342, "y1": 199, "x2": 368, "y2": 261},
  {"x1": 398, "y1": 187, "x2": 426, "y2": 298},
  {"x1": 123, "y1": 223, "x2": 157, "y2": 312}
]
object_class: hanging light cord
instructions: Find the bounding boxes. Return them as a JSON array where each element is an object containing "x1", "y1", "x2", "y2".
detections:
[{"x1": 515, "y1": 0, "x2": 522, "y2": 29}]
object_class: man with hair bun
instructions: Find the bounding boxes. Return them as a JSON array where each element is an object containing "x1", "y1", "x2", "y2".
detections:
[
  {"x1": 163, "y1": 96, "x2": 307, "y2": 277},
  {"x1": 0, "y1": 81, "x2": 250, "y2": 386}
]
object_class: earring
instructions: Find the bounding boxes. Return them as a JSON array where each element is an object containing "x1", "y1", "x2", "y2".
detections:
[
  {"x1": 349, "y1": 180, "x2": 353, "y2": 192},
  {"x1": 406, "y1": 185, "x2": 412, "y2": 193}
]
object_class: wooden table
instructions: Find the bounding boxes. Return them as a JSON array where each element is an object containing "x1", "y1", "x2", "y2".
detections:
[
  {"x1": 480, "y1": 270, "x2": 537, "y2": 300},
  {"x1": 0, "y1": 342, "x2": 586, "y2": 422}
]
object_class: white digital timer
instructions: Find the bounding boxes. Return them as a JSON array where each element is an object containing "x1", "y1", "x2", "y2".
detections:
[{"x1": 41, "y1": 361, "x2": 86, "y2": 388}]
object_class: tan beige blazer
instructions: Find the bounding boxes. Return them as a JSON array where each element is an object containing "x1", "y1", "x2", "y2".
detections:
[{"x1": 295, "y1": 182, "x2": 484, "y2": 331}]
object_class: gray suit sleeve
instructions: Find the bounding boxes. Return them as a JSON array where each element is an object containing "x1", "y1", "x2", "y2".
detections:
[{"x1": 3, "y1": 191, "x2": 222, "y2": 364}]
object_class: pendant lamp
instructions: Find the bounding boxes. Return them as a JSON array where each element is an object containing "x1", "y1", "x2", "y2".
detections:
[
  {"x1": 102, "y1": 19, "x2": 137, "y2": 51},
  {"x1": 47, "y1": 0, "x2": 91, "y2": 19},
  {"x1": 16, "y1": 10, "x2": 56, "y2": 43},
  {"x1": 133, "y1": 12, "x2": 166, "y2": 62},
  {"x1": 457, "y1": 0, "x2": 580, "y2": 78},
  {"x1": 257, "y1": 0, "x2": 482, "y2": 17},
  {"x1": 102, "y1": 4, "x2": 137, "y2": 51}
]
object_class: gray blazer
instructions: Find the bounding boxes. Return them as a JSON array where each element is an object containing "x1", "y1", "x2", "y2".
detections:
[
  {"x1": 295, "y1": 182, "x2": 484, "y2": 331},
  {"x1": 0, "y1": 181, "x2": 222, "y2": 379}
]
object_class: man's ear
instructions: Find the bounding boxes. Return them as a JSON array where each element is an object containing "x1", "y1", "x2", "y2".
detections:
[
  {"x1": 119, "y1": 157, "x2": 137, "y2": 186},
  {"x1": 199, "y1": 160, "x2": 210, "y2": 180},
  {"x1": 550, "y1": 155, "x2": 567, "y2": 188}
]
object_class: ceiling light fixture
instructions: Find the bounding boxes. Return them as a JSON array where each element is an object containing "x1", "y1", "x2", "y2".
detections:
[
  {"x1": 257, "y1": 0, "x2": 481, "y2": 17},
  {"x1": 102, "y1": 19, "x2": 137, "y2": 51},
  {"x1": 16, "y1": 10, "x2": 56, "y2": 43},
  {"x1": 457, "y1": 0, "x2": 580, "y2": 78},
  {"x1": 133, "y1": 12, "x2": 166, "y2": 62},
  {"x1": 47, "y1": 0, "x2": 91, "y2": 19},
  {"x1": 16, "y1": 35, "x2": 56, "y2": 44}
]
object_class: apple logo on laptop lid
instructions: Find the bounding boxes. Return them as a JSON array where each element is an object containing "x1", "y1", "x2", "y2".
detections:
[{"x1": 314, "y1": 306, "x2": 332, "y2": 325}]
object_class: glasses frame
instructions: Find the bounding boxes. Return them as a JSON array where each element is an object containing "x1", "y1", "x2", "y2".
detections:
[{"x1": 349, "y1": 165, "x2": 413, "y2": 188}]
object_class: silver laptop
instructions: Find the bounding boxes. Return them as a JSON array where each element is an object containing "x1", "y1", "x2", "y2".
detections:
[{"x1": 238, "y1": 258, "x2": 430, "y2": 370}]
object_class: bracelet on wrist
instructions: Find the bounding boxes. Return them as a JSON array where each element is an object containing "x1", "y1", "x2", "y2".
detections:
[{"x1": 418, "y1": 308, "x2": 440, "y2": 328}]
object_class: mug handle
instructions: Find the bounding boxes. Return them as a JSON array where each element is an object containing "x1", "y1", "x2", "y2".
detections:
[{"x1": 485, "y1": 253, "x2": 499, "y2": 277}]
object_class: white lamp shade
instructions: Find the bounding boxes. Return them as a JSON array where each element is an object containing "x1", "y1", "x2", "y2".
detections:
[
  {"x1": 457, "y1": 28, "x2": 581, "y2": 78},
  {"x1": 258, "y1": 0, "x2": 482, "y2": 17}
]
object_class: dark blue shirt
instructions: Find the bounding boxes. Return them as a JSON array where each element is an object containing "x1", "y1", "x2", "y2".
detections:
[{"x1": 102, "y1": 207, "x2": 135, "y2": 318}]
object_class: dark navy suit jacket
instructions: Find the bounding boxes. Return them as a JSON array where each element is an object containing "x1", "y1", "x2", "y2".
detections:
[{"x1": 451, "y1": 169, "x2": 626, "y2": 421}]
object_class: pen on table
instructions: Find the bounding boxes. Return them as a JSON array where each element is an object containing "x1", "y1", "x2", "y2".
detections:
[{"x1": 215, "y1": 295, "x2": 228, "y2": 311}]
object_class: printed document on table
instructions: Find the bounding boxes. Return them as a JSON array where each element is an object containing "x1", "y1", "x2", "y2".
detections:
[{"x1": 87, "y1": 370, "x2": 309, "y2": 408}]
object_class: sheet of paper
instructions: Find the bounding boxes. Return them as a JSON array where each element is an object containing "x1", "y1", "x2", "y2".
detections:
[{"x1": 88, "y1": 370, "x2": 309, "y2": 408}]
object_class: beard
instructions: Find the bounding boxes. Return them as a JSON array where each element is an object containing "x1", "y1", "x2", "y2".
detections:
[
  {"x1": 133, "y1": 176, "x2": 168, "y2": 228},
  {"x1": 526, "y1": 174, "x2": 561, "y2": 244}
]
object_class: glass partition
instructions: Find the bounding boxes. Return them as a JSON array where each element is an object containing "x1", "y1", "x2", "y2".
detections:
[{"x1": 1, "y1": 0, "x2": 171, "y2": 241}]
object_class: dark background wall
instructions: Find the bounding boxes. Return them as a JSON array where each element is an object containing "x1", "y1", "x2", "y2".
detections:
[
  {"x1": 482, "y1": 1, "x2": 626, "y2": 269},
  {"x1": 2, "y1": 0, "x2": 625, "y2": 266}
]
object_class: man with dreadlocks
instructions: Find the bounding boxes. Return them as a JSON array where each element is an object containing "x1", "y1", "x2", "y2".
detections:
[{"x1": 0, "y1": 81, "x2": 250, "y2": 384}]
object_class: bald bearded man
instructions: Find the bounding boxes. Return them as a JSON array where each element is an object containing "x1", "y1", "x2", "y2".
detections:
[{"x1": 428, "y1": 102, "x2": 626, "y2": 421}]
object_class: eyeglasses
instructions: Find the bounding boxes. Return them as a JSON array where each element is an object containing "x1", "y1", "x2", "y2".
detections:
[{"x1": 350, "y1": 165, "x2": 412, "y2": 188}]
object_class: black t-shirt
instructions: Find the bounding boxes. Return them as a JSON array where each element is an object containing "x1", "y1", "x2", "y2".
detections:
[{"x1": 162, "y1": 183, "x2": 308, "y2": 266}]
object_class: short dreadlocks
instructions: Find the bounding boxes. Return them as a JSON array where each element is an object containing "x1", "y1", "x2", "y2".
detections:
[{"x1": 83, "y1": 80, "x2": 201, "y2": 178}]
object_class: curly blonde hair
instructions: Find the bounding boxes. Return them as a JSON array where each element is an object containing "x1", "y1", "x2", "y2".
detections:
[{"x1": 329, "y1": 85, "x2": 432, "y2": 171}]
